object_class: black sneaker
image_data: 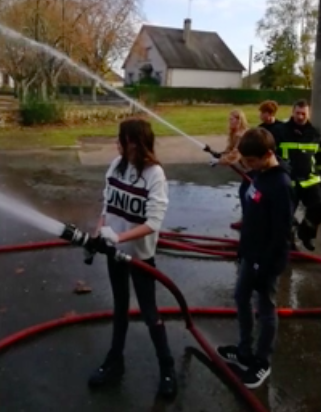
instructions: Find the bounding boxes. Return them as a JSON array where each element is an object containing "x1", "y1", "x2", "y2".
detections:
[
  {"x1": 88, "y1": 354, "x2": 125, "y2": 389},
  {"x1": 241, "y1": 359, "x2": 271, "y2": 389},
  {"x1": 216, "y1": 345, "x2": 251, "y2": 370},
  {"x1": 158, "y1": 365, "x2": 177, "y2": 399}
]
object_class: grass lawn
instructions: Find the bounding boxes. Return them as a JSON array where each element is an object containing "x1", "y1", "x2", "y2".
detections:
[{"x1": 0, "y1": 104, "x2": 292, "y2": 150}]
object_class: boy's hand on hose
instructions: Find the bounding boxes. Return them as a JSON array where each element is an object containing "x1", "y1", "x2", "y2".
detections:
[
  {"x1": 209, "y1": 157, "x2": 219, "y2": 167},
  {"x1": 100, "y1": 226, "x2": 119, "y2": 245}
]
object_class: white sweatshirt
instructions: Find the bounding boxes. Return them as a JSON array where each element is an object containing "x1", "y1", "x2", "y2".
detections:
[{"x1": 101, "y1": 156, "x2": 169, "y2": 260}]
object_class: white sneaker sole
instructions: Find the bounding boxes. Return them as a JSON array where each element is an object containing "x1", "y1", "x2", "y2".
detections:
[
  {"x1": 244, "y1": 367, "x2": 271, "y2": 389},
  {"x1": 216, "y1": 349, "x2": 249, "y2": 371}
]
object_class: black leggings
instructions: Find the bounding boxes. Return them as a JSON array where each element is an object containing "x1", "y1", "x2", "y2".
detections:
[{"x1": 107, "y1": 257, "x2": 173, "y2": 365}]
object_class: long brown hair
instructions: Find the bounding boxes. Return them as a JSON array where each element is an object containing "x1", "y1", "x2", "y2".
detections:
[
  {"x1": 116, "y1": 118, "x2": 161, "y2": 179},
  {"x1": 226, "y1": 109, "x2": 248, "y2": 152}
]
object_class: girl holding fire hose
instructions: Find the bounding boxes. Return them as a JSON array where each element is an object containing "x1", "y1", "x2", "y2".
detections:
[
  {"x1": 210, "y1": 109, "x2": 249, "y2": 229},
  {"x1": 88, "y1": 118, "x2": 177, "y2": 398}
]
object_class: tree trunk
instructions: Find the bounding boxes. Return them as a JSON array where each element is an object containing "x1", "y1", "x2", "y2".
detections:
[
  {"x1": 311, "y1": 0, "x2": 321, "y2": 129},
  {"x1": 46, "y1": 75, "x2": 56, "y2": 100},
  {"x1": 41, "y1": 80, "x2": 48, "y2": 101},
  {"x1": 15, "y1": 80, "x2": 22, "y2": 101},
  {"x1": 21, "y1": 80, "x2": 29, "y2": 103},
  {"x1": 91, "y1": 80, "x2": 97, "y2": 103}
]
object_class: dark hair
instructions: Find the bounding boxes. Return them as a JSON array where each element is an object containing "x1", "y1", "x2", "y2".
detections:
[
  {"x1": 293, "y1": 99, "x2": 309, "y2": 108},
  {"x1": 238, "y1": 127, "x2": 276, "y2": 157},
  {"x1": 116, "y1": 118, "x2": 161, "y2": 178},
  {"x1": 259, "y1": 100, "x2": 278, "y2": 115}
]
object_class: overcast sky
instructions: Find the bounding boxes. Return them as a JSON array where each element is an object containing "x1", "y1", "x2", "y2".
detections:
[{"x1": 142, "y1": 0, "x2": 266, "y2": 74}]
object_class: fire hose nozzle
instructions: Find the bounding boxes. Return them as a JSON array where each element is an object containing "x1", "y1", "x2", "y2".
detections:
[
  {"x1": 60, "y1": 223, "x2": 96, "y2": 264},
  {"x1": 203, "y1": 144, "x2": 221, "y2": 159},
  {"x1": 59, "y1": 223, "x2": 131, "y2": 264},
  {"x1": 60, "y1": 223, "x2": 90, "y2": 246}
]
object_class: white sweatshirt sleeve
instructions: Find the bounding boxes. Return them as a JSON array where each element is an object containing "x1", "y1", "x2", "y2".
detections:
[
  {"x1": 101, "y1": 156, "x2": 121, "y2": 216},
  {"x1": 145, "y1": 166, "x2": 169, "y2": 232}
]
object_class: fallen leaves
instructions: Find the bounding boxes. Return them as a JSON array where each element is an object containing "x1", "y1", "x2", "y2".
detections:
[
  {"x1": 63, "y1": 310, "x2": 78, "y2": 318},
  {"x1": 73, "y1": 281, "x2": 92, "y2": 294}
]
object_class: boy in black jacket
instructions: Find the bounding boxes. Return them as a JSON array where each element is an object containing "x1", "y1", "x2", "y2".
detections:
[
  {"x1": 232, "y1": 100, "x2": 284, "y2": 232},
  {"x1": 217, "y1": 128, "x2": 295, "y2": 389}
]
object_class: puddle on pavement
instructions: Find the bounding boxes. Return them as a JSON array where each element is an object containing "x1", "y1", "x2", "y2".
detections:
[{"x1": 0, "y1": 160, "x2": 320, "y2": 412}]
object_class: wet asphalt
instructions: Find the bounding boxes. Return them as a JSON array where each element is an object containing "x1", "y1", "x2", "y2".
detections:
[{"x1": 0, "y1": 151, "x2": 320, "y2": 412}]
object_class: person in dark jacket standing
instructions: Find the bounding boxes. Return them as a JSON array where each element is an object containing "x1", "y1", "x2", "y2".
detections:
[
  {"x1": 234, "y1": 100, "x2": 284, "y2": 232},
  {"x1": 217, "y1": 128, "x2": 295, "y2": 389},
  {"x1": 258, "y1": 100, "x2": 284, "y2": 137},
  {"x1": 274, "y1": 99, "x2": 321, "y2": 250}
]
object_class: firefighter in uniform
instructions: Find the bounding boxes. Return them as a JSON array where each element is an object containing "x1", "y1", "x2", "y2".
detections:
[
  {"x1": 274, "y1": 99, "x2": 321, "y2": 251},
  {"x1": 316, "y1": 146, "x2": 321, "y2": 176}
]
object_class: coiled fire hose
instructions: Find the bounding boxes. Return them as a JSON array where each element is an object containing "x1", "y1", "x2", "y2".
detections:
[{"x1": 0, "y1": 224, "x2": 320, "y2": 412}]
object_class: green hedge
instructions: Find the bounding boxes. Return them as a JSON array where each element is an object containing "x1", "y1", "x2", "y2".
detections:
[
  {"x1": 121, "y1": 86, "x2": 311, "y2": 105},
  {"x1": 58, "y1": 85, "x2": 107, "y2": 96},
  {"x1": 58, "y1": 85, "x2": 93, "y2": 95},
  {"x1": 56, "y1": 84, "x2": 311, "y2": 105}
]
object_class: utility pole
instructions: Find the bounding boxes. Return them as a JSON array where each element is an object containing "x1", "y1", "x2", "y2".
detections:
[
  {"x1": 248, "y1": 45, "x2": 253, "y2": 88},
  {"x1": 311, "y1": 0, "x2": 321, "y2": 130}
]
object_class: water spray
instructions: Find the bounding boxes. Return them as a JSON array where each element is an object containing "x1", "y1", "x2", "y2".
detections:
[
  {"x1": 0, "y1": 24, "x2": 250, "y2": 179},
  {"x1": 0, "y1": 24, "x2": 204, "y2": 150}
]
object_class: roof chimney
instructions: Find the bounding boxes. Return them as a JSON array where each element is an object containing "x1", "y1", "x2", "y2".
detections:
[{"x1": 183, "y1": 18, "x2": 191, "y2": 45}]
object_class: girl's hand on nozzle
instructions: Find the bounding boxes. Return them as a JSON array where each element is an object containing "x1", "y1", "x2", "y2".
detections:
[{"x1": 100, "y1": 226, "x2": 119, "y2": 245}]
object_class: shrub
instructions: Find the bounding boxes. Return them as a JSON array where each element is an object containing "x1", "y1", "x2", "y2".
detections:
[{"x1": 19, "y1": 99, "x2": 65, "y2": 126}]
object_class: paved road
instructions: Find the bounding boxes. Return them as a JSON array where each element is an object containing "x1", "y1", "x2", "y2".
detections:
[{"x1": 0, "y1": 152, "x2": 320, "y2": 412}]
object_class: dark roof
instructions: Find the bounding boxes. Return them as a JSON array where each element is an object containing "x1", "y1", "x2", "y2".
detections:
[{"x1": 128, "y1": 24, "x2": 245, "y2": 72}]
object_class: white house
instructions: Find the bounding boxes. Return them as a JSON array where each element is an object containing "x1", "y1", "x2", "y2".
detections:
[
  {"x1": 0, "y1": 69, "x2": 14, "y2": 89},
  {"x1": 122, "y1": 19, "x2": 245, "y2": 88}
]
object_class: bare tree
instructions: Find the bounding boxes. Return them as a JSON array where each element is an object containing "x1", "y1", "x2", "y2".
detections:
[
  {"x1": 0, "y1": 1, "x2": 42, "y2": 100},
  {"x1": 78, "y1": 0, "x2": 142, "y2": 101},
  {"x1": 37, "y1": 0, "x2": 101, "y2": 99},
  {"x1": 0, "y1": 0, "x2": 142, "y2": 101}
]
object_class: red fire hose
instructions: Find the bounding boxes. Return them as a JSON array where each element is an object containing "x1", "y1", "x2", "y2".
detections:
[
  {"x1": 1, "y1": 250, "x2": 319, "y2": 411},
  {"x1": 0, "y1": 232, "x2": 320, "y2": 412},
  {"x1": 1, "y1": 231, "x2": 320, "y2": 263},
  {"x1": 0, "y1": 255, "x2": 267, "y2": 412}
]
